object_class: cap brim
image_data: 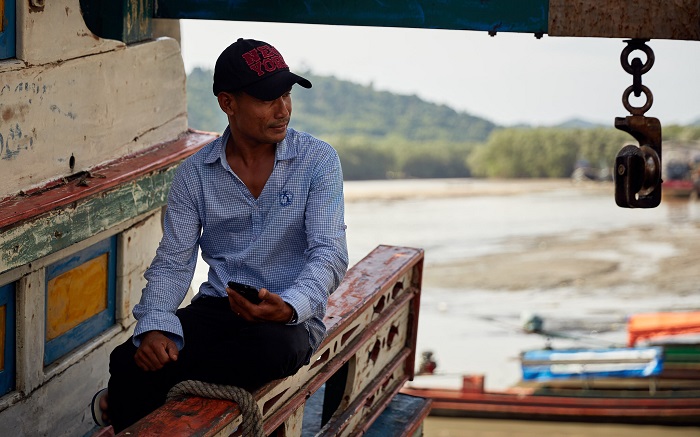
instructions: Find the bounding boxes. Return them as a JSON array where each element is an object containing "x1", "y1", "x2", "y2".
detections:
[{"x1": 242, "y1": 71, "x2": 312, "y2": 101}]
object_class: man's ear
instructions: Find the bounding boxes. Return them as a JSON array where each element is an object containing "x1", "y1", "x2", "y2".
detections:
[{"x1": 217, "y1": 92, "x2": 236, "y2": 115}]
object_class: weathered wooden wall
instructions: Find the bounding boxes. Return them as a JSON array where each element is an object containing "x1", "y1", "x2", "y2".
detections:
[
  {"x1": 0, "y1": 0, "x2": 187, "y2": 200},
  {"x1": 0, "y1": 1, "x2": 196, "y2": 435}
]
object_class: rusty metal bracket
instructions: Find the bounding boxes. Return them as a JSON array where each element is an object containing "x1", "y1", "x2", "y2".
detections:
[
  {"x1": 614, "y1": 39, "x2": 662, "y2": 208},
  {"x1": 614, "y1": 116, "x2": 662, "y2": 208}
]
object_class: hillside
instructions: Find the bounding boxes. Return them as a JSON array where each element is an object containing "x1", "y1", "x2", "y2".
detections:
[
  {"x1": 186, "y1": 67, "x2": 497, "y2": 142},
  {"x1": 185, "y1": 67, "x2": 700, "y2": 181}
]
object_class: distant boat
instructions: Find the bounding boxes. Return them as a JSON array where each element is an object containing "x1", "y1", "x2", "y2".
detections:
[
  {"x1": 663, "y1": 159, "x2": 698, "y2": 198},
  {"x1": 401, "y1": 370, "x2": 700, "y2": 425},
  {"x1": 402, "y1": 344, "x2": 700, "y2": 425},
  {"x1": 401, "y1": 312, "x2": 700, "y2": 425}
]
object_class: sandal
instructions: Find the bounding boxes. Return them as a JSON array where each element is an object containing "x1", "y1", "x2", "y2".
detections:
[{"x1": 91, "y1": 388, "x2": 110, "y2": 427}]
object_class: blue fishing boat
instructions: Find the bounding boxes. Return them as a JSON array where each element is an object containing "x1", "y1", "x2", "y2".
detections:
[{"x1": 520, "y1": 347, "x2": 664, "y2": 381}]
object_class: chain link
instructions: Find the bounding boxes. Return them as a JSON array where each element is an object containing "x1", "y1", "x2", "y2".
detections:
[{"x1": 620, "y1": 39, "x2": 655, "y2": 115}]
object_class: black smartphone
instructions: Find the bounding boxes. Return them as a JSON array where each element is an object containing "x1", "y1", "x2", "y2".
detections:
[{"x1": 227, "y1": 281, "x2": 262, "y2": 304}]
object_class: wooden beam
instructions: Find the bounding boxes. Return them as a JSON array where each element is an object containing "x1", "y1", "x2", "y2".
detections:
[
  {"x1": 155, "y1": 0, "x2": 549, "y2": 34},
  {"x1": 117, "y1": 245, "x2": 425, "y2": 436},
  {"x1": 549, "y1": 0, "x2": 700, "y2": 41},
  {"x1": 0, "y1": 130, "x2": 215, "y2": 275}
]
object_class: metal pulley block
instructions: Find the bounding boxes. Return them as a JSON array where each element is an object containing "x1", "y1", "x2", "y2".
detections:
[
  {"x1": 614, "y1": 115, "x2": 661, "y2": 208},
  {"x1": 614, "y1": 39, "x2": 662, "y2": 208}
]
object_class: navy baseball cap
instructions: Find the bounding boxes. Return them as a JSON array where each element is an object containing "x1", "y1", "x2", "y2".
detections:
[{"x1": 213, "y1": 38, "x2": 312, "y2": 100}]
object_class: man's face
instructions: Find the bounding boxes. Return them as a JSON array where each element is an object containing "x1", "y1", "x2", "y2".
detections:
[{"x1": 227, "y1": 90, "x2": 292, "y2": 146}]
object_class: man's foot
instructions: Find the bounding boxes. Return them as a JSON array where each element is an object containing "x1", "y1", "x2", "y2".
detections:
[{"x1": 91, "y1": 388, "x2": 111, "y2": 427}]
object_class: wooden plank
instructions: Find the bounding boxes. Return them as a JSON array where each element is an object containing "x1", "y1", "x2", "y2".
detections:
[
  {"x1": 320, "y1": 349, "x2": 412, "y2": 436},
  {"x1": 0, "y1": 37, "x2": 187, "y2": 199},
  {"x1": 155, "y1": 0, "x2": 549, "y2": 34},
  {"x1": 322, "y1": 245, "x2": 423, "y2": 338},
  {"x1": 116, "y1": 245, "x2": 424, "y2": 437},
  {"x1": 261, "y1": 293, "x2": 416, "y2": 434},
  {"x1": 364, "y1": 393, "x2": 432, "y2": 437},
  {"x1": 0, "y1": 130, "x2": 215, "y2": 229},
  {"x1": 0, "y1": 130, "x2": 215, "y2": 275},
  {"x1": 549, "y1": 0, "x2": 700, "y2": 41}
]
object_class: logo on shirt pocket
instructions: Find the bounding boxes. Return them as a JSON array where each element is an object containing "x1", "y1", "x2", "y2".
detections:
[{"x1": 279, "y1": 190, "x2": 293, "y2": 207}]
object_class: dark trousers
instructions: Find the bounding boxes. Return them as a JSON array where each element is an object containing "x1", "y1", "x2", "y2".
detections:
[{"x1": 107, "y1": 296, "x2": 311, "y2": 432}]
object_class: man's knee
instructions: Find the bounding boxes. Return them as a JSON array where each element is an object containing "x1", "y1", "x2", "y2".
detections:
[
  {"x1": 109, "y1": 338, "x2": 138, "y2": 374},
  {"x1": 245, "y1": 324, "x2": 310, "y2": 375}
]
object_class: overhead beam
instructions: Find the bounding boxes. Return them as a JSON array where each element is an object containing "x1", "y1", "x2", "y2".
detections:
[
  {"x1": 549, "y1": 0, "x2": 700, "y2": 41},
  {"x1": 154, "y1": 0, "x2": 549, "y2": 35},
  {"x1": 154, "y1": 0, "x2": 700, "y2": 41}
]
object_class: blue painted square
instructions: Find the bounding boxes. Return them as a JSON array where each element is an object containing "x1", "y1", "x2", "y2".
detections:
[
  {"x1": 0, "y1": 0, "x2": 16, "y2": 60},
  {"x1": 44, "y1": 236, "x2": 117, "y2": 365},
  {"x1": 0, "y1": 282, "x2": 16, "y2": 397}
]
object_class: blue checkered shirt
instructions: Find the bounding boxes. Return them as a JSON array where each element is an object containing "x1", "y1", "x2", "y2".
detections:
[{"x1": 132, "y1": 127, "x2": 349, "y2": 354}]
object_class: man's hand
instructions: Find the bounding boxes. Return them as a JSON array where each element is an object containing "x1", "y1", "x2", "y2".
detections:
[
  {"x1": 226, "y1": 286, "x2": 294, "y2": 323},
  {"x1": 134, "y1": 330, "x2": 179, "y2": 371}
]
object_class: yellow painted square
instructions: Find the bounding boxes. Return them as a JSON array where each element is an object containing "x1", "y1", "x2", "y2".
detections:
[
  {"x1": 0, "y1": 305, "x2": 5, "y2": 371},
  {"x1": 47, "y1": 254, "x2": 108, "y2": 340}
]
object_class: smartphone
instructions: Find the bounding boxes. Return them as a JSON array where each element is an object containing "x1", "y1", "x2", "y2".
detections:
[{"x1": 227, "y1": 281, "x2": 262, "y2": 304}]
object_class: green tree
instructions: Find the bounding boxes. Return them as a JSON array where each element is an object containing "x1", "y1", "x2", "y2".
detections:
[
  {"x1": 335, "y1": 142, "x2": 396, "y2": 180},
  {"x1": 186, "y1": 67, "x2": 228, "y2": 133}
]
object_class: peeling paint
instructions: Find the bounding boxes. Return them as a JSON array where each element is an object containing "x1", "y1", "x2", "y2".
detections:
[{"x1": 0, "y1": 167, "x2": 176, "y2": 274}]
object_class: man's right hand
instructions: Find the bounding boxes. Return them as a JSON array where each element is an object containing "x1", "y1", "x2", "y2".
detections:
[{"x1": 134, "y1": 331, "x2": 179, "y2": 371}]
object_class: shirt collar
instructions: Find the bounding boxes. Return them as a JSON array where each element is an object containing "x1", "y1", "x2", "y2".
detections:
[
  {"x1": 202, "y1": 126, "x2": 298, "y2": 166},
  {"x1": 203, "y1": 126, "x2": 230, "y2": 165}
]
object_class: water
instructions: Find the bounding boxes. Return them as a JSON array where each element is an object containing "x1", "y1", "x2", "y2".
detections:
[
  {"x1": 192, "y1": 178, "x2": 700, "y2": 391},
  {"x1": 344, "y1": 179, "x2": 691, "y2": 265},
  {"x1": 342, "y1": 178, "x2": 700, "y2": 390}
]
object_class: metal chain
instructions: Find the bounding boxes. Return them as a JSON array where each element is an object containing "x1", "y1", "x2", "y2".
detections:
[{"x1": 620, "y1": 39, "x2": 655, "y2": 115}]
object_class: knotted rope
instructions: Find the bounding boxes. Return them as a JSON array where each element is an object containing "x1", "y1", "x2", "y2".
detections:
[{"x1": 167, "y1": 380, "x2": 264, "y2": 437}]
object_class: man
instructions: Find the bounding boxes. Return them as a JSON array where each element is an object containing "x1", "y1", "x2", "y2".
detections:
[{"x1": 92, "y1": 38, "x2": 349, "y2": 432}]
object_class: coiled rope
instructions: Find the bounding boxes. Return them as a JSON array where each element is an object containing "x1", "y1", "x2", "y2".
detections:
[{"x1": 167, "y1": 380, "x2": 264, "y2": 437}]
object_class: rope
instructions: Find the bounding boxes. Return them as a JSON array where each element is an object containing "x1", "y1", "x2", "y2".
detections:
[{"x1": 167, "y1": 380, "x2": 264, "y2": 437}]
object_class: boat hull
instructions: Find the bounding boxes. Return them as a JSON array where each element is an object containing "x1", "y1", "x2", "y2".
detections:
[{"x1": 401, "y1": 385, "x2": 700, "y2": 425}]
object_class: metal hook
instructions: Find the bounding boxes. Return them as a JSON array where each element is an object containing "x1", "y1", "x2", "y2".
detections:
[{"x1": 614, "y1": 40, "x2": 662, "y2": 208}]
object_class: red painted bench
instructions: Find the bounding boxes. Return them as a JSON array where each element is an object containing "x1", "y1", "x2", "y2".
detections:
[{"x1": 95, "y1": 244, "x2": 429, "y2": 436}]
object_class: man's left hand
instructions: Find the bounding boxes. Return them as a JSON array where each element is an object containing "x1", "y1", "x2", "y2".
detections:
[{"x1": 226, "y1": 286, "x2": 294, "y2": 323}]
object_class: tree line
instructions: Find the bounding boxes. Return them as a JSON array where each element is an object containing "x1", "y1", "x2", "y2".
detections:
[{"x1": 186, "y1": 67, "x2": 700, "y2": 180}]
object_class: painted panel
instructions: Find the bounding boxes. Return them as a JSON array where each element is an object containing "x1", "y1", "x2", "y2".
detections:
[
  {"x1": 155, "y1": 0, "x2": 549, "y2": 34},
  {"x1": 118, "y1": 210, "x2": 165, "y2": 322},
  {"x1": 0, "y1": 0, "x2": 15, "y2": 59},
  {"x1": 47, "y1": 253, "x2": 108, "y2": 340},
  {"x1": 44, "y1": 237, "x2": 116, "y2": 365},
  {"x1": 0, "y1": 282, "x2": 15, "y2": 396},
  {"x1": 0, "y1": 166, "x2": 176, "y2": 275},
  {"x1": 0, "y1": 305, "x2": 4, "y2": 371},
  {"x1": 0, "y1": 37, "x2": 187, "y2": 200},
  {"x1": 13, "y1": 0, "x2": 122, "y2": 65}
]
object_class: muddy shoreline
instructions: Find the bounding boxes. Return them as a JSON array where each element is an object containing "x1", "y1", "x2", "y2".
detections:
[
  {"x1": 345, "y1": 178, "x2": 700, "y2": 300},
  {"x1": 424, "y1": 221, "x2": 700, "y2": 298}
]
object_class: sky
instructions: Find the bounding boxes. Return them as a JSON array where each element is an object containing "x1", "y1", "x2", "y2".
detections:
[{"x1": 180, "y1": 20, "x2": 700, "y2": 127}]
